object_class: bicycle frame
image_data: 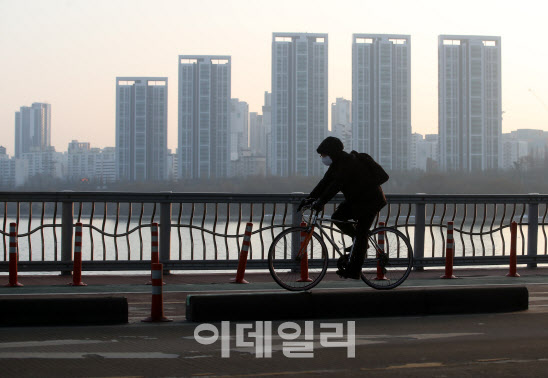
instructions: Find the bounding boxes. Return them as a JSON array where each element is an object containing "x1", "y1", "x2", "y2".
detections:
[{"x1": 299, "y1": 209, "x2": 382, "y2": 260}]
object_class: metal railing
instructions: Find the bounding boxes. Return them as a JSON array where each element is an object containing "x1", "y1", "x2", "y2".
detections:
[{"x1": 1, "y1": 191, "x2": 547, "y2": 273}]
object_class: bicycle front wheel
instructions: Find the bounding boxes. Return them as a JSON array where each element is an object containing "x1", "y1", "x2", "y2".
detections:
[
  {"x1": 268, "y1": 227, "x2": 328, "y2": 291},
  {"x1": 361, "y1": 227, "x2": 413, "y2": 290}
]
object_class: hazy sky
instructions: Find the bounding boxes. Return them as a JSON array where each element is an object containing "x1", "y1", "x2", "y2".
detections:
[{"x1": 1, "y1": 0, "x2": 548, "y2": 156}]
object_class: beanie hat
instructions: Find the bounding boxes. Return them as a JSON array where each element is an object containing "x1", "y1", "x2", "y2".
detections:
[{"x1": 316, "y1": 136, "x2": 344, "y2": 156}]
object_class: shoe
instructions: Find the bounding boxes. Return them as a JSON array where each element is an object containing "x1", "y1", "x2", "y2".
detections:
[
  {"x1": 336, "y1": 254, "x2": 349, "y2": 278},
  {"x1": 344, "y1": 254, "x2": 363, "y2": 280},
  {"x1": 336, "y1": 269, "x2": 361, "y2": 280},
  {"x1": 343, "y1": 268, "x2": 361, "y2": 280},
  {"x1": 344, "y1": 245, "x2": 353, "y2": 253},
  {"x1": 336, "y1": 265, "x2": 361, "y2": 280}
]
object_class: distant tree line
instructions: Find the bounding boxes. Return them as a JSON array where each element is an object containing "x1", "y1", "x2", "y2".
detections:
[{"x1": 6, "y1": 162, "x2": 548, "y2": 195}]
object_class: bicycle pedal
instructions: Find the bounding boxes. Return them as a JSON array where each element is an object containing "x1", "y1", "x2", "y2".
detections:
[{"x1": 335, "y1": 269, "x2": 347, "y2": 279}]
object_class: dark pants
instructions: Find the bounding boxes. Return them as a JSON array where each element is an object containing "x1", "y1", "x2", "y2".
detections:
[{"x1": 331, "y1": 201, "x2": 378, "y2": 271}]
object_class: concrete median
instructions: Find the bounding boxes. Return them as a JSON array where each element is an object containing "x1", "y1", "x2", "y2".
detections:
[
  {"x1": 0, "y1": 297, "x2": 128, "y2": 326},
  {"x1": 186, "y1": 286, "x2": 529, "y2": 322}
]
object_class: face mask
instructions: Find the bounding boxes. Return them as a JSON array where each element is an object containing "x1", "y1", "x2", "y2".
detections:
[{"x1": 321, "y1": 156, "x2": 332, "y2": 166}]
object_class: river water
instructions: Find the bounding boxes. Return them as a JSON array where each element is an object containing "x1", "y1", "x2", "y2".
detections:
[{"x1": 2, "y1": 216, "x2": 547, "y2": 264}]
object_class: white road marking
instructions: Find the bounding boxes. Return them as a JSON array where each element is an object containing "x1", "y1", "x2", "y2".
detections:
[
  {"x1": 384, "y1": 362, "x2": 444, "y2": 370},
  {"x1": 186, "y1": 332, "x2": 484, "y2": 356},
  {"x1": 0, "y1": 352, "x2": 179, "y2": 359},
  {"x1": 528, "y1": 297, "x2": 548, "y2": 301},
  {"x1": 183, "y1": 332, "x2": 483, "y2": 342},
  {"x1": 118, "y1": 336, "x2": 157, "y2": 340},
  {"x1": 0, "y1": 340, "x2": 109, "y2": 348},
  {"x1": 404, "y1": 333, "x2": 483, "y2": 340}
]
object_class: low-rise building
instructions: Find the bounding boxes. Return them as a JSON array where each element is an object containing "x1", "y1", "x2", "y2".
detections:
[
  {"x1": 229, "y1": 149, "x2": 266, "y2": 177},
  {"x1": 67, "y1": 141, "x2": 116, "y2": 184},
  {"x1": 21, "y1": 146, "x2": 65, "y2": 180},
  {"x1": 502, "y1": 132, "x2": 541, "y2": 170}
]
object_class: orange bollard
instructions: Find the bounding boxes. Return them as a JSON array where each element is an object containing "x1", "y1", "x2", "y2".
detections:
[
  {"x1": 441, "y1": 221, "x2": 457, "y2": 279},
  {"x1": 5, "y1": 223, "x2": 23, "y2": 287},
  {"x1": 297, "y1": 222, "x2": 313, "y2": 282},
  {"x1": 146, "y1": 223, "x2": 163, "y2": 285},
  {"x1": 232, "y1": 223, "x2": 253, "y2": 284},
  {"x1": 69, "y1": 222, "x2": 87, "y2": 286},
  {"x1": 150, "y1": 223, "x2": 160, "y2": 264},
  {"x1": 506, "y1": 221, "x2": 520, "y2": 277},
  {"x1": 375, "y1": 222, "x2": 388, "y2": 280},
  {"x1": 142, "y1": 263, "x2": 172, "y2": 322}
]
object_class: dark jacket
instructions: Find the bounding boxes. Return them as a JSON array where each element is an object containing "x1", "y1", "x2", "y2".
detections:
[{"x1": 309, "y1": 150, "x2": 387, "y2": 218}]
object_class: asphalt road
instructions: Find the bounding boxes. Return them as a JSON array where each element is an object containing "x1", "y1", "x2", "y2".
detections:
[
  {"x1": 1, "y1": 310, "x2": 548, "y2": 377},
  {"x1": 1, "y1": 269, "x2": 548, "y2": 377}
]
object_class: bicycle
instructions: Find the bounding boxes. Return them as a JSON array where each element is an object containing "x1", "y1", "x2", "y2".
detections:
[{"x1": 268, "y1": 206, "x2": 414, "y2": 291}]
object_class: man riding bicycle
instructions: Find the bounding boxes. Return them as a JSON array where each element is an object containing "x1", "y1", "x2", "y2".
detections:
[{"x1": 298, "y1": 136, "x2": 388, "y2": 279}]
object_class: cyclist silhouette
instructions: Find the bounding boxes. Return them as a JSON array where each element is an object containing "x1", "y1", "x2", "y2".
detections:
[{"x1": 298, "y1": 136, "x2": 388, "y2": 279}]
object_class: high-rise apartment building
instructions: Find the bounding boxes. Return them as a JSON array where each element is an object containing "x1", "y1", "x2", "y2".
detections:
[
  {"x1": 230, "y1": 99, "x2": 249, "y2": 161},
  {"x1": 262, "y1": 92, "x2": 272, "y2": 173},
  {"x1": 15, "y1": 103, "x2": 51, "y2": 158},
  {"x1": 438, "y1": 35, "x2": 502, "y2": 171},
  {"x1": 115, "y1": 77, "x2": 168, "y2": 181},
  {"x1": 96, "y1": 147, "x2": 116, "y2": 185},
  {"x1": 410, "y1": 133, "x2": 422, "y2": 170},
  {"x1": 166, "y1": 149, "x2": 179, "y2": 181},
  {"x1": 410, "y1": 133, "x2": 439, "y2": 171},
  {"x1": 271, "y1": 33, "x2": 328, "y2": 176},
  {"x1": 178, "y1": 56, "x2": 231, "y2": 179},
  {"x1": 352, "y1": 34, "x2": 411, "y2": 170},
  {"x1": 249, "y1": 112, "x2": 265, "y2": 157},
  {"x1": 331, "y1": 98, "x2": 352, "y2": 151}
]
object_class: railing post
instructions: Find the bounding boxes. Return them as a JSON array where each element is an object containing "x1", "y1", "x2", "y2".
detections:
[
  {"x1": 291, "y1": 192, "x2": 305, "y2": 228},
  {"x1": 160, "y1": 191, "x2": 172, "y2": 275},
  {"x1": 61, "y1": 191, "x2": 74, "y2": 276},
  {"x1": 528, "y1": 194, "x2": 539, "y2": 269},
  {"x1": 413, "y1": 194, "x2": 426, "y2": 271}
]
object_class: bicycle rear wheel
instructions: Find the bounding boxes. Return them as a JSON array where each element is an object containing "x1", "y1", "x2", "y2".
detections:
[
  {"x1": 361, "y1": 227, "x2": 413, "y2": 290},
  {"x1": 268, "y1": 227, "x2": 328, "y2": 291}
]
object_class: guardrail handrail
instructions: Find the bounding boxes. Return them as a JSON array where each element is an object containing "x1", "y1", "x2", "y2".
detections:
[{"x1": 1, "y1": 192, "x2": 547, "y2": 272}]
